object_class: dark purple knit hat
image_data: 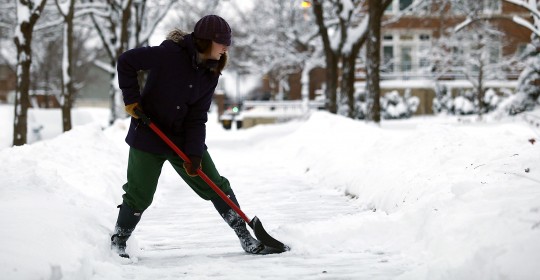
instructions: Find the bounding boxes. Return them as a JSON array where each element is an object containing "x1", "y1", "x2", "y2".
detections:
[{"x1": 194, "y1": 15, "x2": 232, "y2": 46}]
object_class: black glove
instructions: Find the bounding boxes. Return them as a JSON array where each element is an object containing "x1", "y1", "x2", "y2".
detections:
[{"x1": 183, "y1": 155, "x2": 202, "y2": 177}]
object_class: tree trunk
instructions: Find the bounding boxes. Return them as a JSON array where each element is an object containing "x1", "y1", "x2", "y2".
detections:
[
  {"x1": 109, "y1": 68, "x2": 119, "y2": 124},
  {"x1": 327, "y1": 55, "x2": 338, "y2": 113},
  {"x1": 343, "y1": 36, "x2": 366, "y2": 119},
  {"x1": 109, "y1": 0, "x2": 133, "y2": 124},
  {"x1": 477, "y1": 64, "x2": 484, "y2": 117},
  {"x1": 312, "y1": 0, "x2": 339, "y2": 114},
  {"x1": 342, "y1": 0, "x2": 391, "y2": 120},
  {"x1": 366, "y1": 0, "x2": 383, "y2": 123},
  {"x1": 13, "y1": 0, "x2": 47, "y2": 146},
  {"x1": 13, "y1": 43, "x2": 31, "y2": 146},
  {"x1": 58, "y1": 0, "x2": 76, "y2": 132},
  {"x1": 342, "y1": 50, "x2": 358, "y2": 118}
]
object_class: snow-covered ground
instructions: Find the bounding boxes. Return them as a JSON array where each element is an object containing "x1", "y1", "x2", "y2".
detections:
[{"x1": 0, "y1": 104, "x2": 539, "y2": 280}]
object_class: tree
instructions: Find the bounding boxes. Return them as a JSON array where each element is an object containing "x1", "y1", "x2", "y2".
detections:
[
  {"x1": 88, "y1": 0, "x2": 175, "y2": 124},
  {"x1": 340, "y1": 0, "x2": 392, "y2": 119},
  {"x1": 364, "y1": 0, "x2": 385, "y2": 123},
  {"x1": 55, "y1": 0, "x2": 76, "y2": 131},
  {"x1": 312, "y1": 0, "x2": 343, "y2": 114},
  {"x1": 310, "y1": 0, "x2": 399, "y2": 120},
  {"x1": 88, "y1": 0, "x2": 134, "y2": 124},
  {"x1": 459, "y1": 24, "x2": 507, "y2": 116},
  {"x1": 505, "y1": 0, "x2": 540, "y2": 113},
  {"x1": 32, "y1": 33, "x2": 63, "y2": 109},
  {"x1": 227, "y1": 0, "x2": 320, "y2": 102},
  {"x1": 13, "y1": 0, "x2": 48, "y2": 146},
  {"x1": 433, "y1": 22, "x2": 511, "y2": 116},
  {"x1": 511, "y1": 35, "x2": 540, "y2": 113},
  {"x1": 453, "y1": 0, "x2": 540, "y2": 113}
]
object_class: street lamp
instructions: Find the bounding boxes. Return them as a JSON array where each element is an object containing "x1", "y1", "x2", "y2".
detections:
[{"x1": 301, "y1": 1, "x2": 312, "y2": 8}]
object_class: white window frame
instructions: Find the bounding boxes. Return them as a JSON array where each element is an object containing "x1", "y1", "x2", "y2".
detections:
[
  {"x1": 381, "y1": 30, "x2": 432, "y2": 75},
  {"x1": 385, "y1": 0, "x2": 414, "y2": 14}
]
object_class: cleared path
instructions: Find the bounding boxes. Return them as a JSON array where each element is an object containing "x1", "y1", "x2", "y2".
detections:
[{"x1": 116, "y1": 125, "x2": 411, "y2": 279}]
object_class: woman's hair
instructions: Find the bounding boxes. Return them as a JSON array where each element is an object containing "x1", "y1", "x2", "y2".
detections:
[
  {"x1": 167, "y1": 28, "x2": 227, "y2": 76},
  {"x1": 194, "y1": 37, "x2": 212, "y2": 53},
  {"x1": 194, "y1": 37, "x2": 228, "y2": 76}
]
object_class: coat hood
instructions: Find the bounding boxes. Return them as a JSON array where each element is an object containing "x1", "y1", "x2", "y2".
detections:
[
  {"x1": 166, "y1": 28, "x2": 189, "y2": 43},
  {"x1": 165, "y1": 28, "x2": 226, "y2": 75}
]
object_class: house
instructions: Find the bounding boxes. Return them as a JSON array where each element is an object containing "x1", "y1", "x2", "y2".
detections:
[
  {"x1": 260, "y1": 0, "x2": 532, "y2": 116},
  {"x1": 0, "y1": 54, "x2": 62, "y2": 108},
  {"x1": 375, "y1": 0, "x2": 531, "y2": 114},
  {"x1": 0, "y1": 56, "x2": 15, "y2": 104}
]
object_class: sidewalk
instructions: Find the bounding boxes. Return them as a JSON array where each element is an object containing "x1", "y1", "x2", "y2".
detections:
[{"x1": 116, "y1": 128, "x2": 410, "y2": 279}]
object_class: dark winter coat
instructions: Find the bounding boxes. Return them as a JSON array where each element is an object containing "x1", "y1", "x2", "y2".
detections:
[{"x1": 117, "y1": 32, "x2": 220, "y2": 157}]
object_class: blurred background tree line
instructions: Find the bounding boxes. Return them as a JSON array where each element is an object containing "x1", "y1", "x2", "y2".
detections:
[{"x1": 0, "y1": 0, "x2": 538, "y2": 146}]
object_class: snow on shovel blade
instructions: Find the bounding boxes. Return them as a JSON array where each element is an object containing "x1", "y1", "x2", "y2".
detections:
[{"x1": 249, "y1": 216, "x2": 290, "y2": 253}]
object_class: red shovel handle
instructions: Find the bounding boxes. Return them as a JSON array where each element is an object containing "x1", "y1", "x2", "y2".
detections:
[{"x1": 136, "y1": 110, "x2": 252, "y2": 224}]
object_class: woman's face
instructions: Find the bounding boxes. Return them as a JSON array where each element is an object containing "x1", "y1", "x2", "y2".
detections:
[{"x1": 208, "y1": 41, "x2": 228, "y2": 60}]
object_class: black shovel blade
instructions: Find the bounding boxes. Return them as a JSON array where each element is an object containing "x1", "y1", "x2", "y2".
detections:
[{"x1": 249, "y1": 216, "x2": 290, "y2": 253}]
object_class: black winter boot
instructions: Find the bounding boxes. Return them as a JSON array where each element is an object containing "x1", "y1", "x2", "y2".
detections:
[
  {"x1": 211, "y1": 191, "x2": 264, "y2": 254},
  {"x1": 111, "y1": 202, "x2": 142, "y2": 258},
  {"x1": 222, "y1": 209, "x2": 264, "y2": 254}
]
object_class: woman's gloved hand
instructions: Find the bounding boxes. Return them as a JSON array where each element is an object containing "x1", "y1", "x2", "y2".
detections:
[
  {"x1": 125, "y1": 102, "x2": 142, "y2": 119},
  {"x1": 183, "y1": 156, "x2": 202, "y2": 177}
]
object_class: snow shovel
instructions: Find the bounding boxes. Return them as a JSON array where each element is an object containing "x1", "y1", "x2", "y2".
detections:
[{"x1": 135, "y1": 109, "x2": 290, "y2": 253}]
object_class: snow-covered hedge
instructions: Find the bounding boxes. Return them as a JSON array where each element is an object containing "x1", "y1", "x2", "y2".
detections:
[
  {"x1": 380, "y1": 89, "x2": 420, "y2": 119},
  {"x1": 351, "y1": 89, "x2": 419, "y2": 119},
  {"x1": 433, "y1": 88, "x2": 507, "y2": 115}
]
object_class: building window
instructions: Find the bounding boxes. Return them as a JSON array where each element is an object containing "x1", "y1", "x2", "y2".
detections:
[
  {"x1": 381, "y1": 31, "x2": 432, "y2": 76},
  {"x1": 419, "y1": 45, "x2": 430, "y2": 69},
  {"x1": 419, "y1": 34, "x2": 430, "y2": 41},
  {"x1": 382, "y1": 46, "x2": 394, "y2": 72},
  {"x1": 485, "y1": 0, "x2": 501, "y2": 12},
  {"x1": 399, "y1": 0, "x2": 413, "y2": 11},
  {"x1": 401, "y1": 47, "x2": 412, "y2": 72},
  {"x1": 400, "y1": 34, "x2": 414, "y2": 41},
  {"x1": 386, "y1": 0, "x2": 414, "y2": 13}
]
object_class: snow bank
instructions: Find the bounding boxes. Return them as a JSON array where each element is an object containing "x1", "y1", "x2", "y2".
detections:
[
  {"x1": 0, "y1": 120, "x2": 129, "y2": 279},
  {"x1": 0, "y1": 107, "x2": 539, "y2": 279},
  {"x1": 276, "y1": 111, "x2": 540, "y2": 279}
]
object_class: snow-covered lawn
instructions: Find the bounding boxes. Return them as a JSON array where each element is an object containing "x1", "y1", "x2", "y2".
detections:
[{"x1": 0, "y1": 105, "x2": 539, "y2": 279}]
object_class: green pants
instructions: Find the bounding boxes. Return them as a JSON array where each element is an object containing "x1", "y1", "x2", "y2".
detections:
[{"x1": 122, "y1": 147, "x2": 232, "y2": 211}]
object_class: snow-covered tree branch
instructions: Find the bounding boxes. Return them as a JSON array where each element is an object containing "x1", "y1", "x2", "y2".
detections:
[{"x1": 86, "y1": 0, "x2": 176, "y2": 123}]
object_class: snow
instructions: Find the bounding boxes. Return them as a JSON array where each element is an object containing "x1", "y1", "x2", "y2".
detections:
[{"x1": 0, "y1": 105, "x2": 539, "y2": 279}]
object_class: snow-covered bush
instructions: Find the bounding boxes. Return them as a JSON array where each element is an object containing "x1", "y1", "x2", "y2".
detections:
[
  {"x1": 433, "y1": 88, "x2": 507, "y2": 116},
  {"x1": 380, "y1": 90, "x2": 420, "y2": 119},
  {"x1": 483, "y1": 88, "x2": 501, "y2": 112},
  {"x1": 453, "y1": 91, "x2": 476, "y2": 115},
  {"x1": 352, "y1": 89, "x2": 419, "y2": 120},
  {"x1": 432, "y1": 85, "x2": 453, "y2": 114},
  {"x1": 508, "y1": 37, "x2": 540, "y2": 114},
  {"x1": 354, "y1": 90, "x2": 368, "y2": 120}
]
